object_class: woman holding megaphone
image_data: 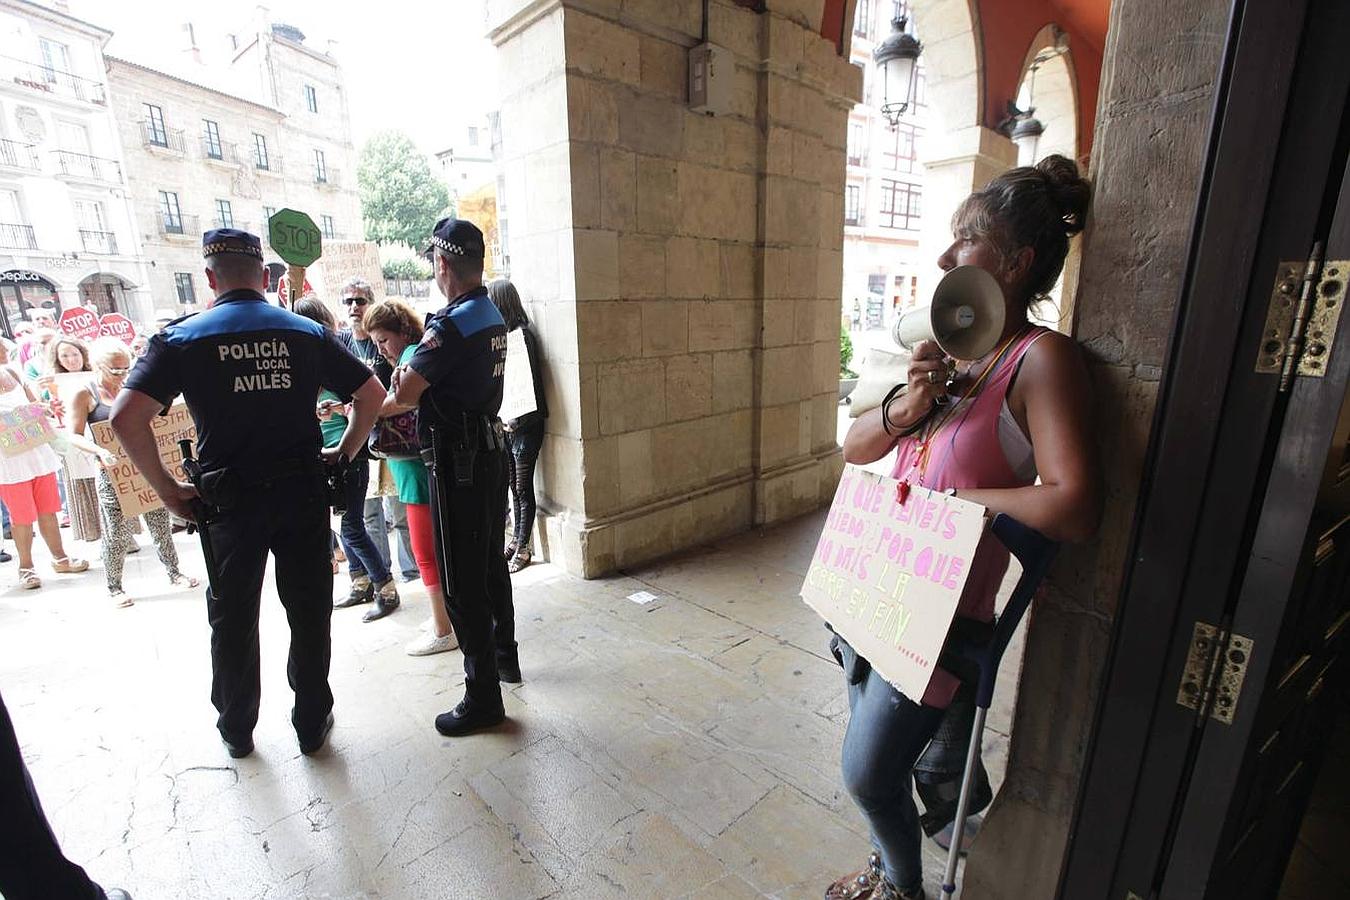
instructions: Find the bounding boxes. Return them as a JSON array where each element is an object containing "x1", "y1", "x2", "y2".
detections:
[{"x1": 832, "y1": 155, "x2": 1102, "y2": 900}]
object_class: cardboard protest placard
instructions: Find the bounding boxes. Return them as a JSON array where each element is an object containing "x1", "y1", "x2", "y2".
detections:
[
  {"x1": 315, "y1": 240, "x2": 384, "y2": 303},
  {"x1": 0, "y1": 404, "x2": 57, "y2": 457},
  {"x1": 499, "y1": 328, "x2": 536, "y2": 422},
  {"x1": 89, "y1": 403, "x2": 196, "y2": 518},
  {"x1": 800, "y1": 465, "x2": 987, "y2": 700}
]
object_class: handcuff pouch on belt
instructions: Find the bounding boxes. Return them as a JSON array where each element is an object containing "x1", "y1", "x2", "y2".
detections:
[{"x1": 196, "y1": 467, "x2": 241, "y2": 512}]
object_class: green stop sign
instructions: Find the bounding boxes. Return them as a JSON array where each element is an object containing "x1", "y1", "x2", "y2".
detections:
[{"x1": 268, "y1": 208, "x2": 322, "y2": 266}]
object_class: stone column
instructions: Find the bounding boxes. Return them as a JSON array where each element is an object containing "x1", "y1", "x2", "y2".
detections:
[
  {"x1": 960, "y1": 0, "x2": 1234, "y2": 895},
  {"x1": 488, "y1": 0, "x2": 860, "y2": 578},
  {"x1": 914, "y1": 125, "x2": 1018, "y2": 300},
  {"x1": 753, "y1": 10, "x2": 860, "y2": 524}
]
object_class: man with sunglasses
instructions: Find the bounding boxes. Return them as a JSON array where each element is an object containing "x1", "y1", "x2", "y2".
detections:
[{"x1": 337, "y1": 279, "x2": 421, "y2": 603}]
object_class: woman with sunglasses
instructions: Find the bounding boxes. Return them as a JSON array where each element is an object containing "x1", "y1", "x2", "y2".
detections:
[{"x1": 70, "y1": 338, "x2": 197, "y2": 607}]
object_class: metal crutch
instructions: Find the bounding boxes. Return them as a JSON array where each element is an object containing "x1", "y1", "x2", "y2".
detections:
[{"x1": 941, "y1": 514, "x2": 1059, "y2": 896}]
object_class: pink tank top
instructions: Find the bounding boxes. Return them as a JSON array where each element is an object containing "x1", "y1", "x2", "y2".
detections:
[{"x1": 889, "y1": 326, "x2": 1049, "y2": 708}]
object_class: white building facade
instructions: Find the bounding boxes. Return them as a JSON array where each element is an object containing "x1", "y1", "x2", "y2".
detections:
[
  {"x1": 107, "y1": 20, "x2": 362, "y2": 320},
  {"x1": 842, "y1": 0, "x2": 930, "y2": 336},
  {"x1": 0, "y1": 0, "x2": 152, "y2": 336}
]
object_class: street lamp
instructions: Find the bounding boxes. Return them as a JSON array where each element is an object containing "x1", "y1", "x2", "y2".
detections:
[
  {"x1": 1011, "y1": 114, "x2": 1044, "y2": 166},
  {"x1": 873, "y1": 17, "x2": 922, "y2": 128}
]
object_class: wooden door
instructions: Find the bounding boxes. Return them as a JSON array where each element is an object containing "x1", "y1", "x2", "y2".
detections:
[{"x1": 1060, "y1": 0, "x2": 1350, "y2": 896}]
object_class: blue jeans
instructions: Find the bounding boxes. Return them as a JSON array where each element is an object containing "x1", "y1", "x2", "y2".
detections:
[
  {"x1": 351, "y1": 494, "x2": 417, "y2": 581},
  {"x1": 385, "y1": 496, "x2": 418, "y2": 580},
  {"x1": 840, "y1": 660, "x2": 945, "y2": 894},
  {"x1": 338, "y1": 462, "x2": 390, "y2": 585}
]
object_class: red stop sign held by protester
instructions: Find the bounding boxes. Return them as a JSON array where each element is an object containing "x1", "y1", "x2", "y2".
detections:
[
  {"x1": 275, "y1": 273, "x2": 312, "y2": 307},
  {"x1": 98, "y1": 313, "x2": 134, "y2": 345},
  {"x1": 59, "y1": 306, "x2": 100, "y2": 341}
]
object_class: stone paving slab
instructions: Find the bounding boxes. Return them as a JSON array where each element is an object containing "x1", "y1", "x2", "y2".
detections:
[{"x1": 0, "y1": 507, "x2": 1024, "y2": 899}]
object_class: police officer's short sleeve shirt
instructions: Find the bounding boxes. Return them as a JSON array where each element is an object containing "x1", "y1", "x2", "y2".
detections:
[
  {"x1": 406, "y1": 286, "x2": 506, "y2": 443},
  {"x1": 126, "y1": 289, "x2": 373, "y2": 470}
]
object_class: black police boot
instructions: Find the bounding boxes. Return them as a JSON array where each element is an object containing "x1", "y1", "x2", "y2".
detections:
[
  {"x1": 497, "y1": 653, "x2": 522, "y2": 684},
  {"x1": 434, "y1": 697, "x2": 505, "y2": 737},
  {"x1": 220, "y1": 731, "x2": 254, "y2": 759},
  {"x1": 299, "y1": 712, "x2": 335, "y2": 755}
]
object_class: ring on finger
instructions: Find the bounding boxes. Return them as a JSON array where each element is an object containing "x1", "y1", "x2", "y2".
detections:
[{"x1": 927, "y1": 370, "x2": 939, "y2": 385}]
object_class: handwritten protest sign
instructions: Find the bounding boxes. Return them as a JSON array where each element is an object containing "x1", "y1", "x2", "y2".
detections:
[
  {"x1": 800, "y1": 465, "x2": 987, "y2": 700},
  {"x1": 314, "y1": 240, "x2": 384, "y2": 304},
  {"x1": 90, "y1": 403, "x2": 196, "y2": 518},
  {"x1": 499, "y1": 329, "x2": 536, "y2": 422},
  {"x1": 0, "y1": 404, "x2": 57, "y2": 457}
]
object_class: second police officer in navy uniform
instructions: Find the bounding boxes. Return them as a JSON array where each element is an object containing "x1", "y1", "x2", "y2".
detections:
[
  {"x1": 388, "y1": 218, "x2": 520, "y2": 737},
  {"x1": 111, "y1": 229, "x2": 385, "y2": 759}
]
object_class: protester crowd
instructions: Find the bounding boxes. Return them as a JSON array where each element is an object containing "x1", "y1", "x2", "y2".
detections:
[{"x1": 0, "y1": 267, "x2": 548, "y2": 621}]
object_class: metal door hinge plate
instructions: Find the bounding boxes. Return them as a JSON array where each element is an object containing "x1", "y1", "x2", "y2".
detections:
[
  {"x1": 1299, "y1": 260, "x2": 1346, "y2": 377},
  {"x1": 1256, "y1": 251, "x2": 1348, "y2": 388},
  {"x1": 1177, "y1": 621, "x2": 1254, "y2": 725}
]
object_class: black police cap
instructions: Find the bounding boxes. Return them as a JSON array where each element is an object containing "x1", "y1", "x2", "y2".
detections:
[
  {"x1": 202, "y1": 228, "x2": 263, "y2": 260},
  {"x1": 422, "y1": 217, "x2": 485, "y2": 261}
]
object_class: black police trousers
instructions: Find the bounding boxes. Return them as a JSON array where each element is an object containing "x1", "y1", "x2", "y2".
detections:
[
  {"x1": 428, "y1": 446, "x2": 517, "y2": 708},
  {"x1": 0, "y1": 690, "x2": 105, "y2": 900},
  {"x1": 202, "y1": 474, "x2": 333, "y2": 744}
]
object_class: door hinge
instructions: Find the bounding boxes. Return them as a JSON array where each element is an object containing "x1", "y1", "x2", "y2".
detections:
[
  {"x1": 1177, "y1": 621, "x2": 1254, "y2": 725},
  {"x1": 1256, "y1": 242, "x2": 1348, "y2": 390}
]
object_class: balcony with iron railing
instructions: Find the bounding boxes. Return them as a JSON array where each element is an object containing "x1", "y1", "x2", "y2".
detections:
[
  {"x1": 0, "y1": 54, "x2": 107, "y2": 105},
  {"x1": 210, "y1": 219, "x2": 252, "y2": 234},
  {"x1": 158, "y1": 213, "x2": 200, "y2": 238},
  {"x1": 254, "y1": 154, "x2": 283, "y2": 175},
  {"x1": 0, "y1": 223, "x2": 38, "y2": 251},
  {"x1": 0, "y1": 138, "x2": 41, "y2": 172},
  {"x1": 202, "y1": 137, "x2": 240, "y2": 164},
  {"x1": 79, "y1": 229, "x2": 118, "y2": 255},
  {"x1": 51, "y1": 150, "x2": 122, "y2": 183},
  {"x1": 142, "y1": 121, "x2": 186, "y2": 154}
]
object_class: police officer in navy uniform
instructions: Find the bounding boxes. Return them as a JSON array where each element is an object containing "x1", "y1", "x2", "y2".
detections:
[
  {"x1": 388, "y1": 218, "x2": 519, "y2": 736},
  {"x1": 110, "y1": 229, "x2": 385, "y2": 758}
]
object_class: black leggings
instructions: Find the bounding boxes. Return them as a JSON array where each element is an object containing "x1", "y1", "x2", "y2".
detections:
[{"x1": 505, "y1": 421, "x2": 544, "y2": 549}]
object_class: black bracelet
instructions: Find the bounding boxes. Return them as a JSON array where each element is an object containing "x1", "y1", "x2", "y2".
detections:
[{"x1": 881, "y1": 384, "x2": 931, "y2": 437}]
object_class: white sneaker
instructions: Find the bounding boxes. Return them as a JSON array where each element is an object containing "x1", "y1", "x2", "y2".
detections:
[{"x1": 406, "y1": 632, "x2": 458, "y2": 656}]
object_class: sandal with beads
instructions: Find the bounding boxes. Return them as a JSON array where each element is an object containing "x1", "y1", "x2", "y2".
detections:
[{"x1": 18, "y1": 568, "x2": 41, "y2": 590}]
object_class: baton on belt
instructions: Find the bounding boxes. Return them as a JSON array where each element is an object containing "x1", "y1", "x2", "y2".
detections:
[{"x1": 177, "y1": 439, "x2": 221, "y2": 597}]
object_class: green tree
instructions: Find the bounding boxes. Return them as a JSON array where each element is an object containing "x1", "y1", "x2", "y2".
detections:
[
  {"x1": 382, "y1": 258, "x2": 432, "y2": 280},
  {"x1": 357, "y1": 132, "x2": 452, "y2": 247}
]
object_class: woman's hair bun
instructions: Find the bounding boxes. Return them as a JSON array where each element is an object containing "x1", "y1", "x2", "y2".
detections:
[{"x1": 1036, "y1": 154, "x2": 1091, "y2": 236}]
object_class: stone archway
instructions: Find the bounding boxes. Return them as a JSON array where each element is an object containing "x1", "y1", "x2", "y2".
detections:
[
  {"x1": 78, "y1": 273, "x2": 137, "y2": 318},
  {"x1": 1014, "y1": 25, "x2": 1079, "y2": 165},
  {"x1": 1013, "y1": 25, "x2": 1082, "y2": 330},
  {"x1": 909, "y1": 0, "x2": 1016, "y2": 298}
]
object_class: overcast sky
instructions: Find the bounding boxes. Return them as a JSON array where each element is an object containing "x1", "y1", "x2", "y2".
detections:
[{"x1": 70, "y1": 0, "x2": 499, "y2": 157}]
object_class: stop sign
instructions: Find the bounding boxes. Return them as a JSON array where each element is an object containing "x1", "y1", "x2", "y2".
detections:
[
  {"x1": 98, "y1": 312, "x2": 135, "y2": 345},
  {"x1": 58, "y1": 306, "x2": 100, "y2": 341}
]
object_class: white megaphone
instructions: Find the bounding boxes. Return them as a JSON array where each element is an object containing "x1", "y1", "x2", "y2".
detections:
[{"x1": 892, "y1": 265, "x2": 1007, "y2": 360}]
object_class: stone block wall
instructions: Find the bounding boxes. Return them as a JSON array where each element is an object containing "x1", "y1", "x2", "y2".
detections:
[
  {"x1": 960, "y1": 0, "x2": 1234, "y2": 894},
  {"x1": 489, "y1": 0, "x2": 860, "y2": 576}
]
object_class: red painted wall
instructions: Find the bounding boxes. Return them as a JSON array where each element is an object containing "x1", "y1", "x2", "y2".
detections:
[{"x1": 975, "y1": 0, "x2": 1103, "y2": 158}]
